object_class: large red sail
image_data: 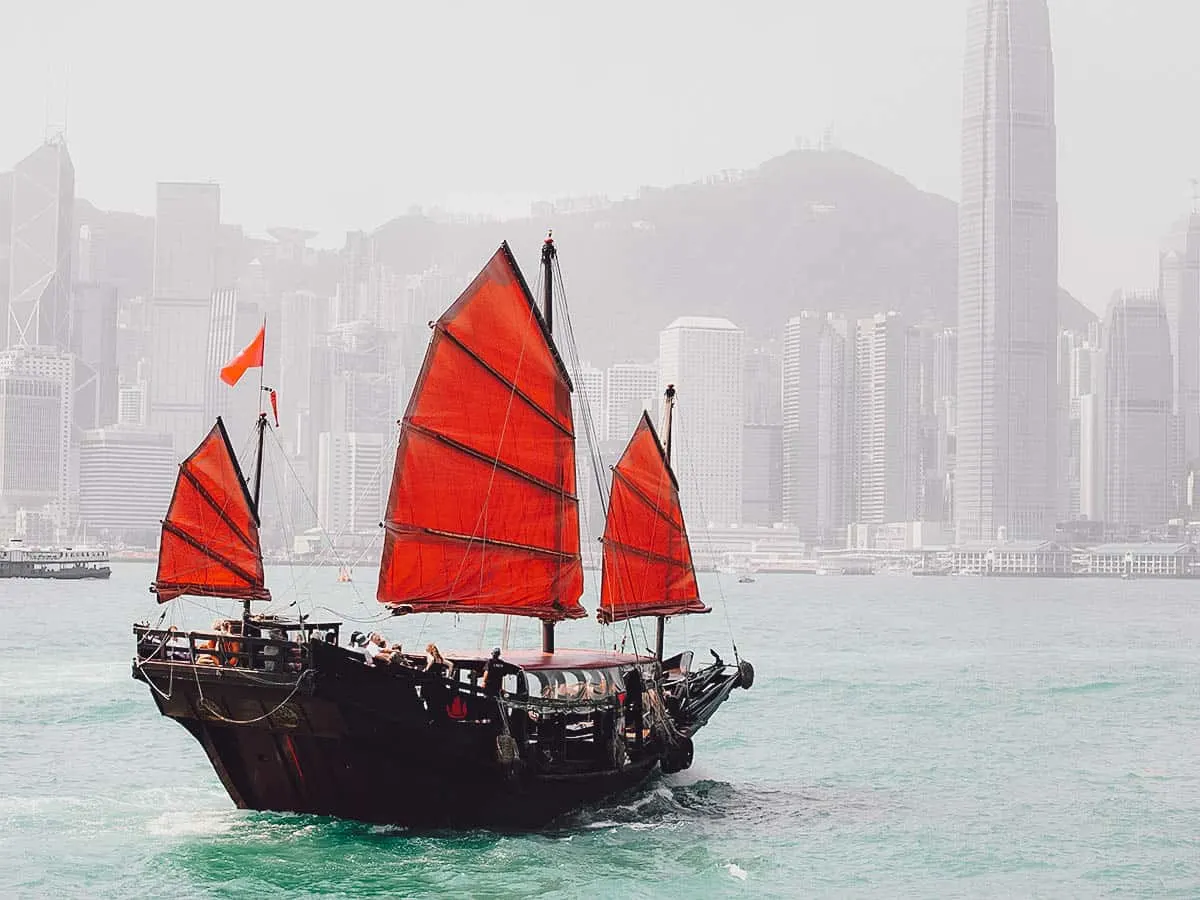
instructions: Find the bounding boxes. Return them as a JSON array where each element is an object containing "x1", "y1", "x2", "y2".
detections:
[
  {"x1": 153, "y1": 419, "x2": 270, "y2": 603},
  {"x1": 377, "y1": 244, "x2": 585, "y2": 620},
  {"x1": 598, "y1": 413, "x2": 709, "y2": 623}
]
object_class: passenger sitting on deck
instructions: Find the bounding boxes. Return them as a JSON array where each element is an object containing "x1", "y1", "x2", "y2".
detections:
[
  {"x1": 481, "y1": 648, "x2": 516, "y2": 697},
  {"x1": 424, "y1": 643, "x2": 454, "y2": 677},
  {"x1": 362, "y1": 632, "x2": 396, "y2": 667},
  {"x1": 195, "y1": 620, "x2": 227, "y2": 666}
]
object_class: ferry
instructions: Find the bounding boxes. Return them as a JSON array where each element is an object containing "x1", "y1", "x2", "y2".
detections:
[{"x1": 0, "y1": 540, "x2": 111, "y2": 580}]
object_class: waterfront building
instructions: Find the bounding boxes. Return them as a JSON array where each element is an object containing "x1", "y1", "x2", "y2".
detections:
[
  {"x1": 659, "y1": 317, "x2": 744, "y2": 528},
  {"x1": 78, "y1": 426, "x2": 175, "y2": 544},
  {"x1": 1074, "y1": 543, "x2": 1199, "y2": 578},
  {"x1": 0, "y1": 347, "x2": 73, "y2": 524},
  {"x1": 946, "y1": 540, "x2": 1071, "y2": 576},
  {"x1": 956, "y1": 0, "x2": 1059, "y2": 542}
]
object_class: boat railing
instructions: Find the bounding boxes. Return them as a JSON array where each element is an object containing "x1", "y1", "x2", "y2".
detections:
[{"x1": 133, "y1": 623, "x2": 339, "y2": 674}]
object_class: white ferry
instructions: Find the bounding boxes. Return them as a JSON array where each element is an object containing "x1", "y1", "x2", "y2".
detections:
[{"x1": 0, "y1": 540, "x2": 111, "y2": 580}]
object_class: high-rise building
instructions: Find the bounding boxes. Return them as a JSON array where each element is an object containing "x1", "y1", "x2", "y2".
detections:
[
  {"x1": 6, "y1": 138, "x2": 74, "y2": 350},
  {"x1": 782, "y1": 313, "x2": 852, "y2": 543},
  {"x1": 0, "y1": 172, "x2": 11, "y2": 312},
  {"x1": 317, "y1": 431, "x2": 387, "y2": 535},
  {"x1": 660, "y1": 317, "x2": 744, "y2": 528},
  {"x1": 604, "y1": 362, "x2": 657, "y2": 445},
  {"x1": 71, "y1": 282, "x2": 120, "y2": 428},
  {"x1": 854, "y1": 313, "x2": 921, "y2": 526},
  {"x1": 956, "y1": 0, "x2": 1059, "y2": 542},
  {"x1": 118, "y1": 381, "x2": 147, "y2": 427},
  {"x1": 0, "y1": 347, "x2": 73, "y2": 524},
  {"x1": 1158, "y1": 212, "x2": 1200, "y2": 501},
  {"x1": 148, "y1": 183, "x2": 220, "y2": 451},
  {"x1": 78, "y1": 426, "x2": 176, "y2": 544},
  {"x1": 1104, "y1": 292, "x2": 1173, "y2": 527}
]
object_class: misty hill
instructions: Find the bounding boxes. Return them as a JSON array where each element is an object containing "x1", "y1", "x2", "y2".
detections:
[
  {"x1": 373, "y1": 148, "x2": 1095, "y2": 364},
  {"x1": 75, "y1": 148, "x2": 1094, "y2": 365}
]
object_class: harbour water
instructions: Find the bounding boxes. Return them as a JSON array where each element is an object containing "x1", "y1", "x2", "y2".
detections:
[{"x1": 3, "y1": 565, "x2": 1200, "y2": 898}]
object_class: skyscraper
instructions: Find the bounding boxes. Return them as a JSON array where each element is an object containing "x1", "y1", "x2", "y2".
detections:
[
  {"x1": 956, "y1": 0, "x2": 1059, "y2": 541},
  {"x1": 1104, "y1": 292, "x2": 1173, "y2": 528},
  {"x1": 604, "y1": 362, "x2": 658, "y2": 445},
  {"x1": 1158, "y1": 212, "x2": 1200, "y2": 499},
  {"x1": 659, "y1": 317, "x2": 744, "y2": 528},
  {"x1": 782, "y1": 313, "x2": 852, "y2": 543},
  {"x1": 78, "y1": 426, "x2": 176, "y2": 544},
  {"x1": 148, "y1": 183, "x2": 220, "y2": 451},
  {"x1": 6, "y1": 138, "x2": 75, "y2": 350},
  {"x1": 0, "y1": 347, "x2": 74, "y2": 525},
  {"x1": 854, "y1": 313, "x2": 921, "y2": 526}
]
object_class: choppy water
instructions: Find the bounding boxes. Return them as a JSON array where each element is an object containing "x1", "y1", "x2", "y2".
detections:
[{"x1": 3, "y1": 565, "x2": 1200, "y2": 898}]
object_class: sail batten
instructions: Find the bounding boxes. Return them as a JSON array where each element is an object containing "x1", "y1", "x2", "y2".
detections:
[
  {"x1": 153, "y1": 418, "x2": 270, "y2": 604},
  {"x1": 437, "y1": 326, "x2": 575, "y2": 438},
  {"x1": 405, "y1": 423, "x2": 579, "y2": 501},
  {"x1": 599, "y1": 412, "x2": 710, "y2": 624},
  {"x1": 377, "y1": 244, "x2": 585, "y2": 621}
]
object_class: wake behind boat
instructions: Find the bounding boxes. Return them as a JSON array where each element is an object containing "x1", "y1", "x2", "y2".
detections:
[{"x1": 131, "y1": 238, "x2": 751, "y2": 829}]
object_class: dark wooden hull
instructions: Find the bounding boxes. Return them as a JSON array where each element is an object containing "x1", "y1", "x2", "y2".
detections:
[{"x1": 133, "y1": 642, "x2": 664, "y2": 829}]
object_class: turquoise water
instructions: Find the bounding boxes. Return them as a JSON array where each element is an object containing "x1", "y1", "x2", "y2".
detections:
[{"x1": 3, "y1": 565, "x2": 1200, "y2": 898}]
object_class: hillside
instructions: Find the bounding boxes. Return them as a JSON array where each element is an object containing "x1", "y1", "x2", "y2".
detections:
[{"x1": 373, "y1": 148, "x2": 1093, "y2": 363}]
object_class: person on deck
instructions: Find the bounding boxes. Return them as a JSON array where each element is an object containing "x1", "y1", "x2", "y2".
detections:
[
  {"x1": 424, "y1": 643, "x2": 454, "y2": 677},
  {"x1": 363, "y1": 632, "x2": 396, "y2": 667},
  {"x1": 481, "y1": 648, "x2": 516, "y2": 697}
]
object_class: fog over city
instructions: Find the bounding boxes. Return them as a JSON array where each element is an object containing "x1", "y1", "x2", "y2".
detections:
[{"x1": 2, "y1": 0, "x2": 1200, "y2": 572}]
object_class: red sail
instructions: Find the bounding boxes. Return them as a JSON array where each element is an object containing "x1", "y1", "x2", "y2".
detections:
[
  {"x1": 153, "y1": 419, "x2": 270, "y2": 603},
  {"x1": 377, "y1": 243, "x2": 585, "y2": 620},
  {"x1": 598, "y1": 413, "x2": 709, "y2": 623}
]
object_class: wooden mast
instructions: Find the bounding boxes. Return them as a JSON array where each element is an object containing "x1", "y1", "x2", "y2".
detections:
[
  {"x1": 542, "y1": 232, "x2": 557, "y2": 654},
  {"x1": 655, "y1": 384, "x2": 677, "y2": 662}
]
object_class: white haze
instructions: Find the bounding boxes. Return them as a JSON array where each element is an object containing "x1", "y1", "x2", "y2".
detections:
[{"x1": 2, "y1": 0, "x2": 1198, "y2": 312}]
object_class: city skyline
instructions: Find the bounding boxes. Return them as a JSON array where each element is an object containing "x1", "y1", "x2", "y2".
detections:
[{"x1": 3, "y1": 2, "x2": 1200, "y2": 314}]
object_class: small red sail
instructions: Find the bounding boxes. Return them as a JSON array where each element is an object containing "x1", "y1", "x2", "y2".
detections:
[
  {"x1": 598, "y1": 413, "x2": 709, "y2": 623},
  {"x1": 377, "y1": 243, "x2": 585, "y2": 620},
  {"x1": 153, "y1": 419, "x2": 271, "y2": 603}
]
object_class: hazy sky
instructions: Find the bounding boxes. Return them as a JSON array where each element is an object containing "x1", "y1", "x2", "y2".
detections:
[{"x1": 2, "y1": 0, "x2": 1198, "y2": 314}]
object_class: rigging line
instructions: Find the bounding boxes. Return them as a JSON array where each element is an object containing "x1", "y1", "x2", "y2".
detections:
[
  {"x1": 552, "y1": 257, "x2": 644, "y2": 655},
  {"x1": 263, "y1": 425, "x2": 375, "y2": 617},
  {"x1": 672, "y1": 404, "x2": 740, "y2": 661}
]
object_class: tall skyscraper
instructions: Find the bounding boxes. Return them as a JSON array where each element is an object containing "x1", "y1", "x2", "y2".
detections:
[
  {"x1": 782, "y1": 313, "x2": 852, "y2": 543},
  {"x1": 6, "y1": 138, "x2": 75, "y2": 350},
  {"x1": 854, "y1": 313, "x2": 921, "y2": 526},
  {"x1": 1158, "y1": 212, "x2": 1200, "y2": 501},
  {"x1": 659, "y1": 317, "x2": 744, "y2": 528},
  {"x1": 742, "y1": 344, "x2": 782, "y2": 526},
  {"x1": 148, "y1": 183, "x2": 220, "y2": 451},
  {"x1": 956, "y1": 0, "x2": 1059, "y2": 542},
  {"x1": 1104, "y1": 292, "x2": 1173, "y2": 527}
]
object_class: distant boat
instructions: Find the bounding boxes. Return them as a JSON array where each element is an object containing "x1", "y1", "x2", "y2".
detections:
[
  {"x1": 737, "y1": 574, "x2": 756, "y2": 584},
  {"x1": 336, "y1": 566, "x2": 352, "y2": 583},
  {"x1": 0, "y1": 539, "x2": 110, "y2": 580}
]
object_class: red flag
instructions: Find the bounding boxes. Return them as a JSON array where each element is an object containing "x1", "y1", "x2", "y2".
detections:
[{"x1": 220, "y1": 325, "x2": 265, "y2": 386}]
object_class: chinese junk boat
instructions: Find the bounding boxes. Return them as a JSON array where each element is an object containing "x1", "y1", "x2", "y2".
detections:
[{"x1": 132, "y1": 239, "x2": 752, "y2": 829}]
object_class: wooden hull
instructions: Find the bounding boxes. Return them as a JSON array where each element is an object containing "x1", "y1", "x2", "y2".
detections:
[{"x1": 133, "y1": 642, "x2": 665, "y2": 829}]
